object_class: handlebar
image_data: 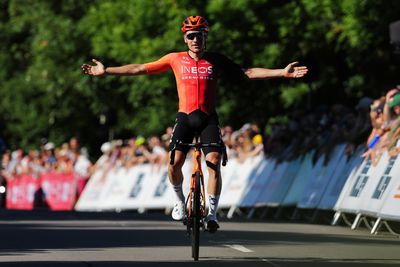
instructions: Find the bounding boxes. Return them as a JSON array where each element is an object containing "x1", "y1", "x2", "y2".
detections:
[{"x1": 169, "y1": 140, "x2": 228, "y2": 167}]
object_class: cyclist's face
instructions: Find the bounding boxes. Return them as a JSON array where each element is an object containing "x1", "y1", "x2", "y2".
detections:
[{"x1": 184, "y1": 30, "x2": 206, "y2": 52}]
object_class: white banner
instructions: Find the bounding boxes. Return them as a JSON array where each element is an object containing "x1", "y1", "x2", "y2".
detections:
[
  {"x1": 218, "y1": 154, "x2": 264, "y2": 208},
  {"x1": 75, "y1": 168, "x2": 110, "y2": 211},
  {"x1": 359, "y1": 154, "x2": 399, "y2": 217},
  {"x1": 142, "y1": 167, "x2": 176, "y2": 209},
  {"x1": 334, "y1": 152, "x2": 386, "y2": 214},
  {"x1": 377, "y1": 171, "x2": 400, "y2": 221},
  {"x1": 99, "y1": 167, "x2": 140, "y2": 210},
  {"x1": 110, "y1": 165, "x2": 153, "y2": 210}
]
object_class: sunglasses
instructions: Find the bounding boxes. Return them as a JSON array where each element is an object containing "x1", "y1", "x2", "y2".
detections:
[
  {"x1": 186, "y1": 32, "x2": 204, "y2": 40},
  {"x1": 370, "y1": 104, "x2": 383, "y2": 114}
]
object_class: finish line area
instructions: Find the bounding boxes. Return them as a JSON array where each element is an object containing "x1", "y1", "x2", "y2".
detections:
[{"x1": 0, "y1": 211, "x2": 398, "y2": 267}]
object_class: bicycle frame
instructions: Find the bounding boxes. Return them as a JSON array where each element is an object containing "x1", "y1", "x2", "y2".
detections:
[
  {"x1": 187, "y1": 144, "x2": 206, "y2": 222},
  {"x1": 169, "y1": 137, "x2": 227, "y2": 261}
]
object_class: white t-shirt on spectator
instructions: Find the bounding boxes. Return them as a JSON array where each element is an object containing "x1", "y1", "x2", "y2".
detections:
[
  {"x1": 74, "y1": 155, "x2": 91, "y2": 177},
  {"x1": 152, "y1": 145, "x2": 166, "y2": 156}
]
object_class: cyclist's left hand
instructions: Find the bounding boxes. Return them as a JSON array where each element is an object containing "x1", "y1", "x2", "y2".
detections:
[{"x1": 283, "y1": 62, "x2": 308, "y2": 78}]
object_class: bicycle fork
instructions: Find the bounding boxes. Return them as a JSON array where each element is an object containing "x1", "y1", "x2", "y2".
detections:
[{"x1": 185, "y1": 149, "x2": 206, "y2": 235}]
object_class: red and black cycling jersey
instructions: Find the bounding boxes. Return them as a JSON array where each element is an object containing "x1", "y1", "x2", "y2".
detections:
[{"x1": 143, "y1": 51, "x2": 246, "y2": 115}]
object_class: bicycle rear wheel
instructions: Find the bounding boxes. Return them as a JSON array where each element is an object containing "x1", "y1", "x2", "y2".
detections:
[{"x1": 191, "y1": 171, "x2": 201, "y2": 261}]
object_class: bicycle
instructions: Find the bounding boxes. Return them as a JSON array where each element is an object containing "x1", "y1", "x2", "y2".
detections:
[{"x1": 170, "y1": 136, "x2": 227, "y2": 261}]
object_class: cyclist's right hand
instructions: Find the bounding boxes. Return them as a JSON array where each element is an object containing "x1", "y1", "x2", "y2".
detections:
[{"x1": 81, "y1": 59, "x2": 105, "y2": 76}]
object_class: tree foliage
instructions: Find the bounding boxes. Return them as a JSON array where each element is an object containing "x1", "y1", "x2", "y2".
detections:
[{"x1": 1, "y1": 0, "x2": 399, "y2": 156}]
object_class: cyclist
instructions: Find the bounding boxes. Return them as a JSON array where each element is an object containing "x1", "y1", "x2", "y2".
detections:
[{"x1": 81, "y1": 15, "x2": 308, "y2": 233}]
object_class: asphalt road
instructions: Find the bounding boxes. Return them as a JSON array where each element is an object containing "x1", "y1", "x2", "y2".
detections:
[{"x1": 0, "y1": 210, "x2": 399, "y2": 267}]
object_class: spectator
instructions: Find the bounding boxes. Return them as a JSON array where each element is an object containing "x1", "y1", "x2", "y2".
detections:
[
  {"x1": 27, "y1": 149, "x2": 44, "y2": 178},
  {"x1": 118, "y1": 141, "x2": 134, "y2": 169},
  {"x1": 96, "y1": 142, "x2": 112, "y2": 168},
  {"x1": 383, "y1": 88, "x2": 400, "y2": 124},
  {"x1": 161, "y1": 133, "x2": 171, "y2": 151},
  {"x1": 68, "y1": 137, "x2": 80, "y2": 163},
  {"x1": 42, "y1": 142, "x2": 57, "y2": 171},
  {"x1": 134, "y1": 136, "x2": 150, "y2": 164},
  {"x1": 1, "y1": 150, "x2": 11, "y2": 176},
  {"x1": 6, "y1": 149, "x2": 24, "y2": 177},
  {"x1": 147, "y1": 135, "x2": 167, "y2": 165},
  {"x1": 386, "y1": 94, "x2": 400, "y2": 157},
  {"x1": 74, "y1": 147, "x2": 93, "y2": 196},
  {"x1": 55, "y1": 148, "x2": 73, "y2": 173}
]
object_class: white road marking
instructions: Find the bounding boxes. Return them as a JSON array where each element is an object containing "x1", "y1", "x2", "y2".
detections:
[{"x1": 224, "y1": 244, "x2": 254, "y2": 253}]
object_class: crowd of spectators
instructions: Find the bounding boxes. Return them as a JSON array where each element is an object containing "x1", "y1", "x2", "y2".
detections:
[
  {"x1": 259, "y1": 87, "x2": 400, "y2": 166},
  {"x1": 2, "y1": 87, "x2": 400, "y2": 184},
  {"x1": 1, "y1": 137, "x2": 92, "y2": 182}
]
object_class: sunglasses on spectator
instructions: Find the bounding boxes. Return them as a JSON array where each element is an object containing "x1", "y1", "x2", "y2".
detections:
[
  {"x1": 370, "y1": 104, "x2": 383, "y2": 114},
  {"x1": 186, "y1": 32, "x2": 204, "y2": 40}
]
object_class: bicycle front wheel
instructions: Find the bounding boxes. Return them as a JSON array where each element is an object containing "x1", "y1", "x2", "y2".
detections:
[{"x1": 191, "y1": 171, "x2": 201, "y2": 261}]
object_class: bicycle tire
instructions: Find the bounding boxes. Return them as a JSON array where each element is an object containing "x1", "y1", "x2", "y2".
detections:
[{"x1": 191, "y1": 171, "x2": 201, "y2": 261}]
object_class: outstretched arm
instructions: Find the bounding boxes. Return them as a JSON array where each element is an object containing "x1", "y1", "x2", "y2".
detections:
[
  {"x1": 244, "y1": 61, "x2": 308, "y2": 79},
  {"x1": 81, "y1": 59, "x2": 147, "y2": 76}
]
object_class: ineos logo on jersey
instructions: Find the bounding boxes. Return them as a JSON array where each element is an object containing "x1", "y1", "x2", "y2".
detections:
[{"x1": 181, "y1": 66, "x2": 213, "y2": 75}]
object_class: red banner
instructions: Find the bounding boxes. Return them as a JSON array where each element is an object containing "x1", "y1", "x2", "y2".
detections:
[
  {"x1": 40, "y1": 172, "x2": 77, "y2": 210},
  {"x1": 6, "y1": 174, "x2": 41, "y2": 210}
]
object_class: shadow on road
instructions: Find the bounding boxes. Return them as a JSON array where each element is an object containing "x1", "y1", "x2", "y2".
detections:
[
  {"x1": 0, "y1": 210, "x2": 399, "y2": 267},
  {"x1": 0, "y1": 259, "x2": 399, "y2": 267},
  {"x1": 0, "y1": 219, "x2": 399, "y2": 254}
]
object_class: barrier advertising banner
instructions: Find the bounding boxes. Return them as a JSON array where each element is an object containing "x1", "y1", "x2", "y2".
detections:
[
  {"x1": 377, "y1": 175, "x2": 400, "y2": 221},
  {"x1": 143, "y1": 168, "x2": 176, "y2": 209},
  {"x1": 298, "y1": 145, "x2": 346, "y2": 209},
  {"x1": 6, "y1": 174, "x2": 40, "y2": 210},
  {"x1": 318, "y1": 146, "x2": 364, "y2": 210},
  {"x1": 334, "y1": 152, "x2": 385, "y2": 214},
  {"x1": 98, "y1": 167, "x2": 138, "y2": 210},
  {"x1": 116, "y1": 165, "x2": 162, "y2": 210},
  {"x1": 40, "y1": 172, "x2": 77, "y2": 210},
  {"x1": 72, "y1": 143, "x2": 400, "y2": 228},
  {"x1": 239, "y1": 158, "x2": 275, "y2": 207},
  {"x1": 218, "y1": 154, "x2": 264, "y2": 208},
  {"x1": 359, "y1": 154, "x2": 399, "y2": 216},
  {"x1": 255, "y1": 160, "x2": 292, "y2": 207},
  {"x1": 281, "y1": 152, "x2": 314, "y2": 206},
  {"x1": 74, "y1": 168, "x2": 111, "y2": 211}
]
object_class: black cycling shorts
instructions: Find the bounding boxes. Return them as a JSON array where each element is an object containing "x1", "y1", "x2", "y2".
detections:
[{"x1": 169, "y1": 109, "x2": 223, "y2": 155}]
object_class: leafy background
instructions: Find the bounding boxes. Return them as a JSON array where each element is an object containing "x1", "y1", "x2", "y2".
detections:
[{"x1": 1, "y1": 0, "x2": 399, "y2": 157}]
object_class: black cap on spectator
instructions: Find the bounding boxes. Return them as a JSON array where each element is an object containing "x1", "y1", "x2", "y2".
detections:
[{"x1": 355, "y1": 97, "x2": 374, "y2": 111}]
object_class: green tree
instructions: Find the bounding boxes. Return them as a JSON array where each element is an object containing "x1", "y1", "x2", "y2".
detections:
[{"x1": 1, "y1": 0, "x2": 400, "y2": 156}]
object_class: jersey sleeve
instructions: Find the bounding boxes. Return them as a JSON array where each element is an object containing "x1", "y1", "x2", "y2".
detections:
[
  {"x1": 143, "y1": 53, "x2": 174, "y2": 74},
  {"x1": 214, "y1": 53, "x2": 248, "y2": 81}
]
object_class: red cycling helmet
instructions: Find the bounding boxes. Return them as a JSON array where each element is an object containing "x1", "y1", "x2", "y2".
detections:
[{"x1": 181, "y1": 16, "x2": 209, "y2": 33}]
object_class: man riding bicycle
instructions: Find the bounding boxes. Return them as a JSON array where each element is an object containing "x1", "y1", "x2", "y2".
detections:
[{"x1": 81, "y1": 15, "x2": 308, "y2": 233}]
